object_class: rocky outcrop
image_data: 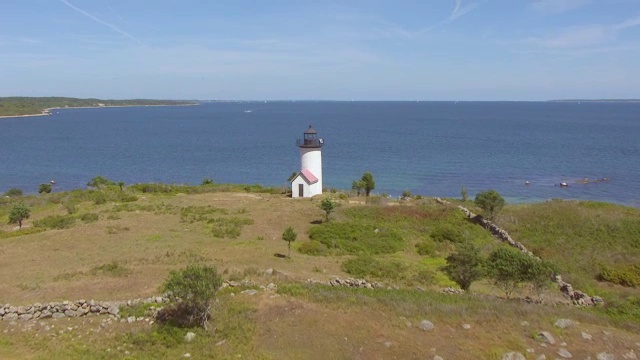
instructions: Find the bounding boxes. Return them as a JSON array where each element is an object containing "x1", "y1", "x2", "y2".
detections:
[{"x1": 0, "y1": 296, "x2": 170, "y2": 322}]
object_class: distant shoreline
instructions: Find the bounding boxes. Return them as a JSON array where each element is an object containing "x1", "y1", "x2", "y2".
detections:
[{"x1": 0, "y1": 103, "x2": 198, "y2": 119}]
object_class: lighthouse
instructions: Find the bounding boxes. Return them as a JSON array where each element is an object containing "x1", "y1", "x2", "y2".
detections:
[{"x1": 291, "y1": 125, "x2": 323, "y2": 198}]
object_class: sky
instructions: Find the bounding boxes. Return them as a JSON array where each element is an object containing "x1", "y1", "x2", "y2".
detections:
[{"x1": 1, "y1": 0, "x2": 639, "y2": 100}]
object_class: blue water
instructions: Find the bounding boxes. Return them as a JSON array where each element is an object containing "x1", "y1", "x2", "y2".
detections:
[{"x1": 1, "y1": 101, "x2": 639, "y2": 206}]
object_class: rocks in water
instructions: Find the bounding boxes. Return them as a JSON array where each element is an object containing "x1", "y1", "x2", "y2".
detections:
[{"x1": 419, "y1": 320, "x2": 434, "y2": 331}]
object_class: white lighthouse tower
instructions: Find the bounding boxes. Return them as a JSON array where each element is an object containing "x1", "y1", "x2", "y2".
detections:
[{"x1": 291, "y1": 125, "x2": 323, "y2": 198}]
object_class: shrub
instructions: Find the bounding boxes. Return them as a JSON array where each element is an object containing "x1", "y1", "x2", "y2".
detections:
[
  {"x1": 38, "y1": 183, "x2": 52, "y2": 194},
  {"x1": 34, "y1": 214, "x2": 75, "y2": 229},
  {"x1": 90, "y1": 261, "x2": 131, "y2": 277},
  {"x1": 342, "y1": 255, "x2": 407, "y2": 281},
  {"x1": 3, "y1": 188, "x2": 23, "y2": 197},
  {"x1": 402, "y1": 189, "x2": 412, "y2": 198},
  {"x1": 308, "y1": 222, "x2": 404, "y2": 255},
  {"x1": 441, "y1": 241, "x2": 485, "y2": 291},
  {"x1": 160, "y1": 264, "x2": 223, "y2": 328},
  {"x1": 430, "y1": 223, "x2": 464, "y2": 243},
  {"x1": 8, "y1": 203, "x2": 31, "y2": 229},
  {"x1": 598, "y1": 265, "x2": 640, "y2": 287},
  {"x1": 298, "y1": 240, "x2": 328, "y2": 256},
  {"x1": 208, "y1": 217, "x2": 254, "y2": 239},
  {"x1": 201, "y1": 178, "x2": 215, "y2": 185},
  {"x1": 80, "y1": 213, "x2": 99, "y2": 223},
  {"x1": 87, "y1": 175, "x2": 115, "y2": 189},
  {"x1": 474, "y1": 189, "x2": 505, "y2": 221},
  {"x1": 415, "y1": 240, "x2": 436, "y2": 256}
]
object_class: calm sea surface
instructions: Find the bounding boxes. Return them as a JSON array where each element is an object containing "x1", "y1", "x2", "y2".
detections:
[{"x1": 1, "y1": 101, "x2": 639, "y2": 206}]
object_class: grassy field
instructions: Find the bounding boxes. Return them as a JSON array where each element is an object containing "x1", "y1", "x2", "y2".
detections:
[{"x1": 1, "y1": 184, "x2": 640, "y2": 359}]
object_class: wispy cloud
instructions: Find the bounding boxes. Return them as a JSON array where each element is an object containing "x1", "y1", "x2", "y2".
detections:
[
  {"x1": 530, "y1": 0, "x2": 590, "y2": 14},
  {"x1": 450, "y1": 0, "x2": 480, "y2": 21},
  {"x1": 59, "y1": 0, "x2": 143, "y2": 45},
  {"x1": 524, "y1": 14, "x2": 640, "y2": 49}
]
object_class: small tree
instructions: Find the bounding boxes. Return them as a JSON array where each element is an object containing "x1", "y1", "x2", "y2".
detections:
[
  {"x1": 3, "y1": 188, "x2": 23, "y2": 197},
  {"x1": 319, "y1": 198, "x2": 337, "y2": 222},
  {"x1": 160, "y1": 264, "x2": 222, "y2": 328},
  {"x1": 524, "y1": 258, "x2": 557, "y2": 300},
  {"x1": 442, "y1": 241, "x2": 484, "y2": 291},
  {"x1": 352, "y1": 180, "x2": 364, "y2": 196},
  {"x1": 461, "y1": 187, "x2": 468, "y2": 202},
  {"x1": 361, "y1": 172, "x2": 375, "y2": 197},
  {"x1": 8, "y1": 203, "x2": 31, "y2": 229},
  {"x1": 117, "y1": 181, "x2": 125, "y2": 191},
  {"x1": 282, "y1": 226, "x2": 297, "y2": 258},
  {"x1": 486, "y1": 247, "x2": 530, "y2": 298},
  {"x1": 38, "y1": 183, "x2": 52, "y2": 194},
  {"x1": 87, "y1": 175, "x2": 115, "y2": 189},
  {"x1": 474, "y1": 189, "x2": 505, "y2": 221}
]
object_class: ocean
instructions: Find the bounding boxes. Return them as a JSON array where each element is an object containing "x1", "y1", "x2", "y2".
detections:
[{"x1": 1, "y1": 101, "x2": 638, "y2": 206}]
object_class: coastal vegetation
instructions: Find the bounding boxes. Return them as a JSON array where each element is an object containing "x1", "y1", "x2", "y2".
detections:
[
  {"x1": 1, "y1": 179, "x2": 640, "y2": 359},
  {"x1": 0, "y1": 97, "x2": 196, "y2": 117}
]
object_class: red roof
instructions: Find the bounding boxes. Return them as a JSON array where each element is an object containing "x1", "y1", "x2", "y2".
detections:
[{"x1": 299, "y1": 168, "x2": 319, "y2": 184}]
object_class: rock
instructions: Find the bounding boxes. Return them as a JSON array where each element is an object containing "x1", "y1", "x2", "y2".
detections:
[
  {"x1": 536, "y1": 355, "x2": 546, "y2": 360},
  {"x1": 383, "y1": 341, "x2": 392, "y2": 348},
  {"x1": 537, "y1": 331, "x2": 556, "y2": 345},
  {"x1": 184, "y1": 332, "x2": 196, "y2": 342},
  {"x1": 18, "y1": 314, "x2": 33, "y2": 321},
  {"x1": 520, "y1": 321, "x2": 529, "y2": 327},
  {"x1": 623, "y1": 350, "x2": 638, "y2": 359},
  {"x1": 183, "y1": 353, "x2": 191, "y2": 358},
  {"x1": 462, "y1": 324, "x2": 471, "y2": 330},
  {"x1": 266, "y1": 283, "x2": 277, "y2": 292},
  {"x1": 107, "y1": 307, "x2": 119, "y2": 316},
  {"x1": 216, "y1": 340, "x2": 227, "y2": 346},
  {"x1": 3, "y1": 313, "x2": 18, "y2": 321},
  {"x1": 127, "y1": 316, "x2": 136, "y2": 324},
  {"x1": 557, "y1": 348, "x2": 572, "y2": 358},
  {"x1": 52, "y1": 313, "x2": 66, "y2": 319},
  {"x1": 554, "y1": 319, "x2": 574, "y2": 329},
  {"x1": 597, "y1": 353, "x2": 615, "y2": 360},
  {"x1": 419, "y1": 320, "x2": 434, "y2": 331},
  {"x1": 581, "y1": 331, "x2": 592, "y2": 340},
  {"x1": 434, "y1": 356, "x2": 444, "y2": 360},
  {"x1": 228, "y1": 281, "x2": 241, "y2": 287},
  {"x1": 240, "y1": 289, "x2": 258, "y2": 296},
  {"x1": 265, "y1": 268, "x2": 274, "y2": 276},
  {"x1": 502, "y1": 352, "x2": 526, "y2": 360}
]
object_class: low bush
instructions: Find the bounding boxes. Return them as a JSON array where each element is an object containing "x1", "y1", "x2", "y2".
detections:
[
  {"x1": 298, "y1": 240, "x2": 328, "y2": 256},
  {"x1": 180, "y1": 205, "x2": 228, "y2": 223},
  {"x1": 308, "y1": 221, "x2": 404, "y2": 255},
  {"x1": 80, "y1": 212, "x2": 99, "y2": 223},
  {"x1": 34, "y1": 214, "x2": 76, "y2": 229},
  {"x1": 90, "y1": 261, "x2": 131, "y2": 277},
  {"x1": 430, "y1": 223, "x2": 464, "y2": 243},
  {"x1": 342, "y1": 255, "x2": 408, "y2": 281},
  {"x1": 208, "y1": 217, "x2": 254, "y2": 239},
  {"x1": 3, "y1": 188, "x2": 23, "y2": 197},
  {"x1": 597, "y1": 265, "x2": 640, "y2": 287},
  {"x1": 415, "y1": 240, "x2": 436, "y2": 256}
]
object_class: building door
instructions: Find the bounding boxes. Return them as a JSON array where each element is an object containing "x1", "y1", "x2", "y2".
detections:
[{"x1": 298, "y1": 184, "x2": 304, "y2": 197}]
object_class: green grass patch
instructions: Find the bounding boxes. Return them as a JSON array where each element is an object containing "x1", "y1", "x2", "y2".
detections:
[
  {"x1": 33, "y1": 214, "x2": 76, "y2": 229},
  {"x1": 89, "y1": 261, "x2": 132, "y2": 277},
  {"x1": 308, "y1": 221, "x2": 405, "y2": 255},
  {"x1": 342, "y1": 255, "x2": 408, "y2": 281},
  {"x1": 207, "y1": 217, "x2": 254, "y2": 239},
  {"x1": 180, "y1": 205, "x2": 228, "y2": 223},
  {"x1": 0, "y1": 227, "x2": 45, "y2": 239}
]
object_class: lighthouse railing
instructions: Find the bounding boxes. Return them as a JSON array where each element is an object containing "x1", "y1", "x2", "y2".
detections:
[{"x1": 296, "y1": 139, "x2": 323, "y2": 147}]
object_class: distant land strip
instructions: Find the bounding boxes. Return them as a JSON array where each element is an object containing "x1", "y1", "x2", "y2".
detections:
[
  {"x1": 0, "y1": 97, "x2": 198, "y2": 118},
  {"x1": 548, "y1": 99, "x2": 640, "y2": 103}
]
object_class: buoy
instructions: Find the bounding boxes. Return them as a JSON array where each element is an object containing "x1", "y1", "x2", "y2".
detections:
[
  {"x1": 50, "y1": 180, "x2": 56, "y2": 185},
  {"x1": 524, "y1": 181, "x2": 530, "y2": 185},
  {"x1": 560, "y1": 182, "x2": 569, "y2": 187}
]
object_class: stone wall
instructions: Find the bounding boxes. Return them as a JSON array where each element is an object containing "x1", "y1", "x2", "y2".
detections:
[
  {"x1": 0, "y1": 296, "x2": 169, "y2": 322},
  {"x1": 435, "y1": 197, "x2": 603, "y2": 306}
]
